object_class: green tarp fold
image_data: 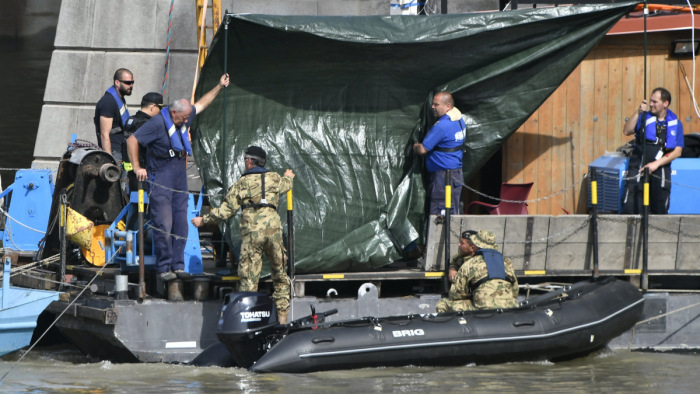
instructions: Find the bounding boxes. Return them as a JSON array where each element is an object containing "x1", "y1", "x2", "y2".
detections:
[{"x1": 192, "y1": 2, "x2": 636, "y2": 274}]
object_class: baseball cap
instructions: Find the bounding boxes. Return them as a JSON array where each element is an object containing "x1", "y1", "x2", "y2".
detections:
[{"x1": 141, "y1": 92, "x2": 164, "y2": 107}]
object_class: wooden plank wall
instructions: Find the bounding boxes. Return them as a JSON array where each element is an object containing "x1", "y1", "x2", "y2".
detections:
[{"x1": 502, "y1": 33, "x2": 700, "y2": 215}]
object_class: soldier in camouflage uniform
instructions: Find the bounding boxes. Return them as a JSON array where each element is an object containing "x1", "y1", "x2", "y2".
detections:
[
  {"x1": 192, "y1": 146, "x2": 294, "y2": 323},
  {"x1": 436, "y1": 230, "x2": 518, "y2": 313}
]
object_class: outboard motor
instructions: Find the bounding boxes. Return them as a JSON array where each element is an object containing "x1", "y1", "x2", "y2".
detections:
[{"x1": 217, "y1": 292, "x2": 280, "y2": 368}]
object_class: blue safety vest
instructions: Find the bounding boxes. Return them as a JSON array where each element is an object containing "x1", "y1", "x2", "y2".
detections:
[
  {"x1": 161, "y1": 106, "x2": 192, "y2": 156},
  {"x1": 641, "y1": 110, "x2": 681, "y2": 149},
  {"x1": 106, "y1": 86, "x2": 130, "y2": 127},
  {"x1": 470, "y1": 249, "x2": 515, "y2": 292}
]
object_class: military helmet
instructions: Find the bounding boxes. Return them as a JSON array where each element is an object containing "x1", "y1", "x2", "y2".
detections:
[{"x1": 244, "y1": 145, "x2": 266, "y2": 166}]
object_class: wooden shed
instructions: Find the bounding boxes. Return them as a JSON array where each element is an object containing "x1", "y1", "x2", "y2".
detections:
[{"x1": 467, "y1": 11, "x2": 700, "y2": 215}]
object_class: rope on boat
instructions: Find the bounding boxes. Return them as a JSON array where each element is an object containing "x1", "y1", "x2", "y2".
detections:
[
  {"x1": 161, "y1": 0, "x2": 175, "y2": 94},
  {"x1": 146, "y1": 222, "x2": 207, "y2": 243},
  {"x1": 0, "y1": 255, "x2": 58, "y2": 279},
  {"x1": 0, "y1": 206, "x2": 47, "y2": 234},
  {"x1": 635, "y1": 300, "x2": 700, "y2": 326},
  {"x1": 13, "y1": 271, "x2": 87, "y2": 289},
  {"x1": 0, "y1": 247, "x2": 121, "y2": 383}
]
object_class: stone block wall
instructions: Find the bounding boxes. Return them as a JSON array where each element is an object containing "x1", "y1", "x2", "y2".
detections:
[{"x1": 33, "y1": 0, "x2": 502, "y2": 167}]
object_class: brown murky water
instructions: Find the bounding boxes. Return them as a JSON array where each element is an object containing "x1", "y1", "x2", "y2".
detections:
[{"x1": 1, "y1": 346, "x2": 699, "y2": 392}]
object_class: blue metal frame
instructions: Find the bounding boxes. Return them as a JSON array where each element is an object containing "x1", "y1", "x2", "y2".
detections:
[
  {"x1": 0, "y1": 169, "x2": 54, "y2": 252},
  {"x1": 104, "y1": 190, "x2": 203, "y2": 274}
]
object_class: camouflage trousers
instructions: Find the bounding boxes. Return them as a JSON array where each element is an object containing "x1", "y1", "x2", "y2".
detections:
[
  {"x1": 435, "y1": 297, "x2": 475, "y2": 313},
  {"x1": 472, "y1": 280, "x2": 519, "y2": 310},
  {"x1": 238, "y1": 228, "x2": 290, "y2": 312},
  {"x1": 436, "y1": 279, "x2": 518, "y2": 313}
]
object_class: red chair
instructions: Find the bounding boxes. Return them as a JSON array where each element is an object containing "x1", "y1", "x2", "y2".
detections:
[{"x1": 465, "y1": 182, "x2": 533, "y2": 215}]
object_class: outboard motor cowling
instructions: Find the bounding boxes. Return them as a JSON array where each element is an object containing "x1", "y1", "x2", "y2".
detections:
[{"x1": 216, "y1": 292, "x2": 279, "y2": 368}]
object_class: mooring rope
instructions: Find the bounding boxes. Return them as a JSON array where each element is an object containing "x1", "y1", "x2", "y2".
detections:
[
  {"x1": 161, "y1": 0, "x2": 175, "y2": 94},
  {"x1": 0, "y1": 246, "x2": 121, "y2": 383},
  {"x1": 0, "y1": 257, "x2": 53, "y2": 280},
  {"x1": 0, "y1": 206, "x2": 46, "y2": 234}
]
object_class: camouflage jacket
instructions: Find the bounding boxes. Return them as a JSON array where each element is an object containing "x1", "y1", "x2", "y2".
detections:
[
  {"x1": 449, "y1": 253, "x2": 466, "y2": 271},
  {"x1": 448, "y1": 247, "x2": 519, "y2": 305},
  {"x1": 202, "y1": 168, "x2": 293, "y2": 236}
]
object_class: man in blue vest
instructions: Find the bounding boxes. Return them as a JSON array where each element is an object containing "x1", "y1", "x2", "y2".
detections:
[
  {"x1": 413, "y1": 91, "x2": 466, "y2": 215},
  {"x1": 622, "y1": 87, "x2": 684, "y2": 214},
  {"x1": 126, "y1": 73, "x2": 229, "y2": 282},
  {"x1": 436, "y1": 229, "x2": 518, "y2": 312},
  {"x1": 94, "y1": 68, "x2": 134, "y2": 163}
]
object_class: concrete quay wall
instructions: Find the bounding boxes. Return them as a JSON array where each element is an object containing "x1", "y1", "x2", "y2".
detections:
[
  {"x1": 33, "y1": 0, "x2": 497, "y2": 168},
  {"x1": 425, "y1": 214, "x2": 700, "y2": 277}
]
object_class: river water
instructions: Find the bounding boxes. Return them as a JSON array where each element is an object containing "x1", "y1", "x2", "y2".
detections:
[
  {"x1": 0, "y1": 345, "x2": 698, "y2": 392},
  {"x1": 3, "y1": 30, "x2": 700, "y2": 394}
]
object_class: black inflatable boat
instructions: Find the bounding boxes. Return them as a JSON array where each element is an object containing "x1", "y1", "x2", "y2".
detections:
[{"x1": 217, "y1": 277, "x2": 644, "y2": 373}]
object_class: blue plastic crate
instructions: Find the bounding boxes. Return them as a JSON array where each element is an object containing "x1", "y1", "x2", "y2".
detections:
[
  {"x1": 669, "y1": 158, "x2": 700, "y2": 214},
  {"x1": 588, "y1": 155, "x2": 629, "y2": 214}
]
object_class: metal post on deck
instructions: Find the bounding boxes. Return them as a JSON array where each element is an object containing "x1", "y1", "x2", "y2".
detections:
[
  {"x1": 138, "y1": 181, "x2": 146, "y2": 300},
  {"x1": 59, "y1": 191, "x2": 67, "y2": 291},
  {"x1": 642, "y1": 168, "x2": 650, "y2": 292},
  {"x1": 590, "y1": 169, "x2": 599, "y2": 278},
  {"x1": 287, "y1": 189, "x2": 295, "y2": 320},
  {"x1": 287, "y1": 190, "x2": 295, "y2": 282},
  {"x1": 443, "y1": 170, "x2": 452, "y2": 295}
]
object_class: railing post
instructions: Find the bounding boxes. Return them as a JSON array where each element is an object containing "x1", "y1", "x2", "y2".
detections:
[
  {"x1": 138, "y1": 181, "x2": 146, "y2": 300},
  {"x1": 59, "y1": 191, "x2": 67, "y2": 291},
  {"x1": 590, "y1": 169, "x2": 599, "y2": 279},
  {"x1": 641, "y1": 167, "x2": 649, "y2": 292},
  {"x1": 443, "y1": 169, "x2": 451, "y2": 295},
  {"x1": 287, "y1": 190, "x2": 295, "y2": 319},
  {"x1": 287, "y1": 190, "x2": 295, "y2": 282}
]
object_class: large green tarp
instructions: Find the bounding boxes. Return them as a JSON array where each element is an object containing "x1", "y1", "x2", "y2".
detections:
[{"x1": 192, "y1": 3, "x2": 636, "y2": 274}]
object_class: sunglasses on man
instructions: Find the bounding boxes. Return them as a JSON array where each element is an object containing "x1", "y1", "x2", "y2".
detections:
[{"x1": 119, "y1": 80, "x2": 134, "y2": 85}]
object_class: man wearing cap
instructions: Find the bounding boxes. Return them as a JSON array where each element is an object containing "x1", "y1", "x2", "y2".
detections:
[
  {"x1": 192, "y1": 146, "x2": 295, "y2": 324},
  {"x1": 94, "y1": 68, "x2": 134, "y2": 162},
  {"x1": 436, "y1": 229, "x2": 518, "y2": 312},
  {"x1": 127, "y1": 73, "x2": 229, "y2": 283},
  {"x1": 121, "y1": 92, "x2": 164, "y2": 193}
]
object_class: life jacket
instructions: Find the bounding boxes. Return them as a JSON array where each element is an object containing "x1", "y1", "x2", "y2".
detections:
[
  {"x1": 640, "y1": 110, "x2": 680, "y2": 149},
  {"x1": 160, "y1": 106, "x2": 192, "y2": 157},
  {"x1": 106, "y1": 86, "x2": 130, "y2": 128},
  {"x1": 240, "y1": 167, "x2": 277, "y2": 210},
  {"x1": 121, "y1": 111, "x2": 151, "y2": 171},
  {"x1": 434, "y1": 116, "x2": 467, "y2": 153},
  {"x1": 470, "y1": 248, "x2": 515, "y2": 292}
]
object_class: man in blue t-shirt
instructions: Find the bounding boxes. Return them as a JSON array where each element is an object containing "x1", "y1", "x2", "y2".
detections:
[
  {"x1": 126, "y1": 73, "x2": 229, "y2": 282},
  {"x1": 622, "y1": 87, "x2": 684, "y2": 214},
  {"x1": 94, "y1": 68, "x2": 134, "y2": 163},
  {"x1": 413, "y1": 91, "x2": 466, "y2": 215}
]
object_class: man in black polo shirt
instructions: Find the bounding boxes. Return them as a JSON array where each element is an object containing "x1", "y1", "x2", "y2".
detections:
[
  {"x1": 121, "y1": 92, "x2": 163, "y2": 193},
  {"x1": 94, "y1": 68, "x2": 134, "y2": 163}
]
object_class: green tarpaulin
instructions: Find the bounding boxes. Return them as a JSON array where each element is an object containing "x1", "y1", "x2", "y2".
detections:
[{"x1": 192, "y1": 2, "x2": 636, "y2": 274}]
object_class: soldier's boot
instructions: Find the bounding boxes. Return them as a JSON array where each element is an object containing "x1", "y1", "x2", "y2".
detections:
[{"x1": 278, "y1": 309, "x2": 289, "y2": 324}]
